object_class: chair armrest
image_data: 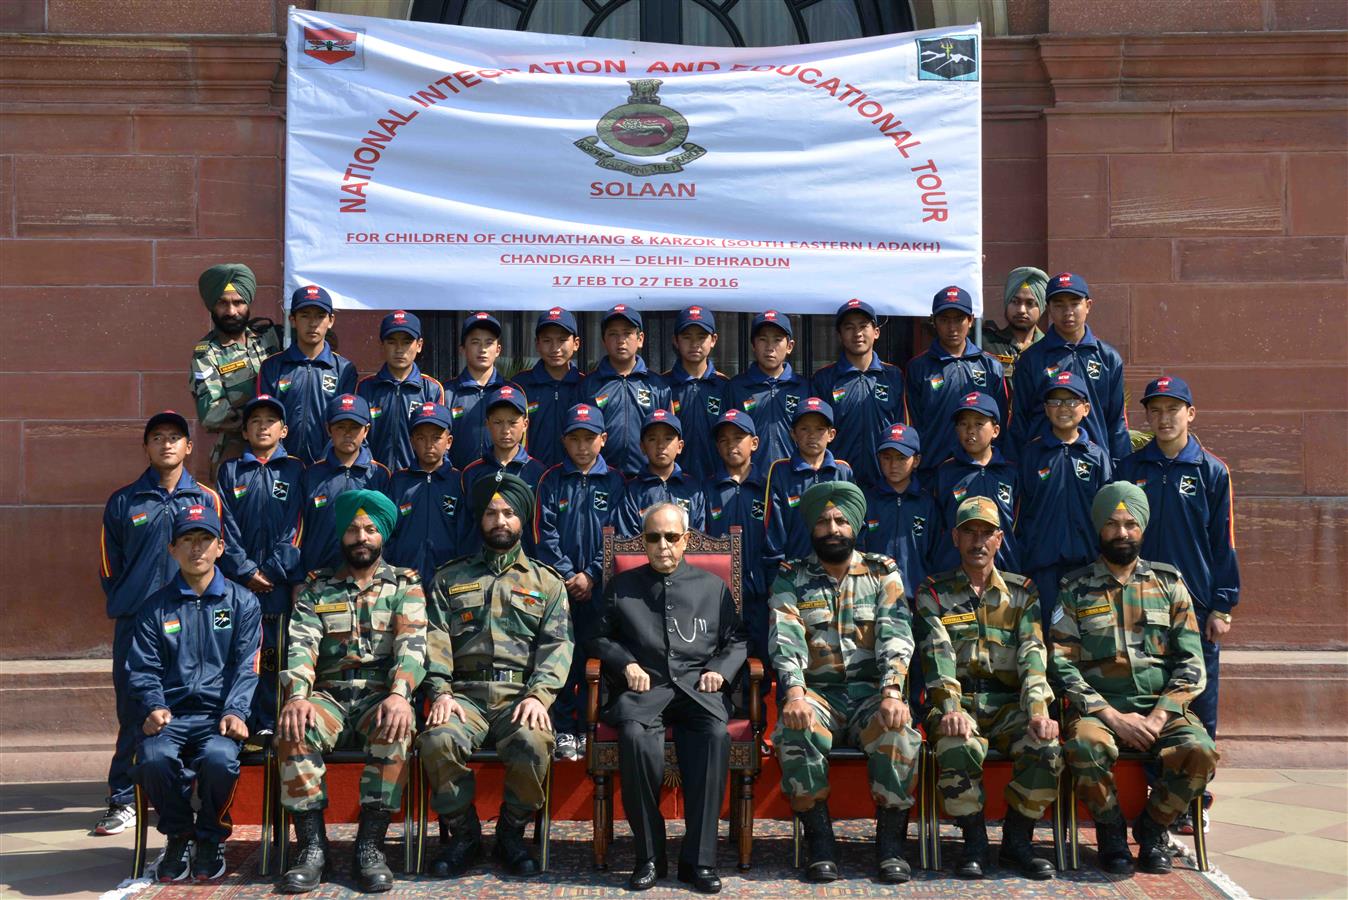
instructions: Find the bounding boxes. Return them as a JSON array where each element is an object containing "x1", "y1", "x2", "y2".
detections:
[
  {"x1": 746, "y1": 659, "x2": 765, "y2": 728},
  {"x1": 585, "y1": 659, "x2": 602, "y2": 725}
]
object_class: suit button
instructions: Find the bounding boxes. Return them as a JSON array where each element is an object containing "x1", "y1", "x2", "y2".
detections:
[
  {"x1": 666, "y1": 602, "x2": 674, "y2": 611},
  {"x1": 664, "y1": 580, "x2": 671, "y2": 586}
]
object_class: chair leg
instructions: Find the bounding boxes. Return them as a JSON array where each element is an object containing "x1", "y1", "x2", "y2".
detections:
[
  {"x1": 1059, "y1": 767, "x2": 1079, "y2": 871},
  {"x1": 925, "y1": 746, "x2": 941, "y2": 872},
  {"x1": 736, "y1": 772, "x2": 754, "y2": 871},
  {"x1": 792, "y1": 812, "x2": 802, "y2": 869},
  {"x1": 417, "y1": 763, "x2": 431, "y2": 874},
  {"x1": 591, "y1": 772, "x2": 608, "y2": 870},
  {"x1": 1190, "y1": 795, "x2": 1208, "y2": 872},
  {"x1": 131, "y1": 783, "x2": 148, "y2": 879},
  {"x1": 539, "y1": 764, "x2": 553, "y2": 873},
  {"x1": 258, "y1": 753, "x2": 275, "y2": 876},
  {"x1": 277, "y1": 805, "x2": 291, "y2": 876},
  {"x1": 403, "y1": 752, "x2": 419, "y2": 875}
]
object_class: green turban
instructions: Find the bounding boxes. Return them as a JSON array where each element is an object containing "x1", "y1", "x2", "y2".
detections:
[
  {"x1": 470, "y1": 471, "x2": 535, "y2": 526},
  {"x1": 197, "y1": 263, "x2": 257, "y2": 309},
  {"x1": 1091, "y1": 482, "x2": 1150, "y2": 534},
  {"x1": 333, "y1": 489, "x2": 398, "y2": 543},
  {"x1": 1003, "y1": 266, "x2": 1048, "y2": 314},
  {"x1": 798, "y1": 481, "x2": 867, "y2": 535}
]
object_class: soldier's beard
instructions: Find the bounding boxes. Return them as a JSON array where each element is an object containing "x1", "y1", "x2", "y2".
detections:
[
  {"x1": 1100, "y1": 538, "x2": 1140, "y2": 566},
  {"x1": 484, "y1": 525, "x2": 522, "y2": 551},
  {"x1": 211, "y1": 310, "x2": 248, "y2": 336},
  {"x1": 342, "y1": 541, "x2": 381, "y2": 568},
  {"x1": 812, "y1": 534, "x2": 854, "y2": 564}
]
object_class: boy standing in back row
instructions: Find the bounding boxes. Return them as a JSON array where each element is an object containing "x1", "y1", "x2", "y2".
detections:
[
  {"x1": 725, "y1": 310, "x2": 806, "y2": 473},
  {"x1": 514, "y1": 307, "x2": 585, "y2": 470},
  {"x1": 581, "y1": 305, "x2": 672, "y2": 476},
  {"x1": 665, "y1": 305, "x2": 729, "y2": 480},
  {"x1": 357, "y1": 310, "x2": 445, "y2": 473}
]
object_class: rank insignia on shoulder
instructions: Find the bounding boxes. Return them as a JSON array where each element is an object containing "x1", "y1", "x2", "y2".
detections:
[{"x1": 194, "y1": 344, "x2": 211, "y2": 354}]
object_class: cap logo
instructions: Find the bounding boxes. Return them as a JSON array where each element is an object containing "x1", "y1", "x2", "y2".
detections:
[
  {"x1": 613, "y1": 304, "x2": 627, "y2": 312},
  {"x1": 420, "y1": 402, "x2": 435, "y2": 415},
  {"x1": 806, "y1": 398, "x2": 821, "y2": 409},
  {"x1": 187, "y1": 505, "x2": 205, "y2": 520},
  {"x1": 1058, "y1": 274, "x2": 1072, "y2": 284},
  {"x1": 847, "y1": 298, "x2": 860, "y2": 307},
  {"x1": 548, "y1": 307, "x2": 562, "y2": 317},
  {"x1": 689, "y1": 306, "x2": 702, "y2": 317},
  {"x1": 306, "y1": 286, "x2": 319, "y2": 296},
  {"x1": 576, "y1": 405, "x2": 591, "y2": 417},
  {"x1": 946, "y1": 288, "x2": 959, "y2": 297},
  {"x1": 1055, "y1": 372, "x2": 1072, "y2": 384},
  {"x1": 393, "y1": 310, "x2": 406, "y2": 322},
  {"x1": 475, "y1": 311, "x2": 488, "y2": 319},
  {"x1": 257, "y1": 394, "x2": 273, "y2": 401},
  {"x1": 963, "y1": 392, "x2": 979, "y2": 403},
  {"x1": 764, "y1": 310, "x2": 778, "y2": 320},
  {"x1": 725, "y1": 410, "x2": 738, "y2": 419},
  {"x1": 340, "y1": 396, "x2": 355, "y2": 409},
  {"x1": 1157, "y1": 378, "x2": 1171, "y2": 390},
  {"x1": 890, "y1": 425, "x2": 905, "y2": 438},
  {"x1": 653, "y1": 409, "x2": 666, "y2": 419},
  {"x1": 500, "y1": 386, "x2": 513, "y2": 397}
]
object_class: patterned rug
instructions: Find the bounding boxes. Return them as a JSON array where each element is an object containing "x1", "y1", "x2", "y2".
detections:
[{"x1": 128, "y1": 821, "x2": 1243, "y2": 899}]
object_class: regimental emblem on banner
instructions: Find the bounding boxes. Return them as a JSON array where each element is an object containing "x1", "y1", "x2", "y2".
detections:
[
  {"x1": 917, "y1": 35, "x2": 979, "y2": 82},
  {"x1": 575, "y1": 79, "x2": 706, "y2": 177},
  {"x1": 300, "y1": 25, "x2": 364, "y2": 68}
]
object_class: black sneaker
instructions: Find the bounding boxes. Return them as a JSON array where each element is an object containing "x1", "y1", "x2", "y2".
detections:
[
  {"x1": 193, "y1": 839, "x2": 227, "y2": 881},
  {"x1": 158, "y1": 834, "x2": 193, "y2": 883},
  {"x1": 94, "y1": 802, "x2": 136, "y2": 836}
]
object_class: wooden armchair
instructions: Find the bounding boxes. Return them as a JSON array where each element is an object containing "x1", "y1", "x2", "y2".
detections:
[{"x1": 584, "y1": 526, "x2": 766, "y2": 871}]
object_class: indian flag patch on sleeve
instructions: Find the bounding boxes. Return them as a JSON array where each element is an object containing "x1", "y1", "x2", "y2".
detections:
[
  {"x1": 131, "y1": 512, "x2": 148, "y2": 527},
  {"x1": 313, "y1": 494, "x2": 328, "y2": 509},
  {"x1": 527, "y1": 401, "x2": 539, "y2": 414},
  {"x1": 370, "y1": 406, "x2": 382, "y2": 419},
  {"x1": 277, "y1": 377, "x2": 292, "y2": 393},
  {"x1": 742, "y1": 397, "x2": 758, "y2": 412},
  {"x1": 672, "y1": 399, "x2": 682, "y2": 413},
  {"x1": 558, "y1": 498, "x2": 570, "y2": 512},
  {"x1": 710, "y1": 506, "x2": 722, "y2": 520},
  {"x1": 398, "y1": 502, "x2": 413, "y2": 516},
  {"x1": 867, "y1": 519, "x2": 880, "y2": 530},
  {"x1": 163, "y1": 617, "x2": 181, "y2": 635},
  {"x1": 831, "y1": 387, "x2": 846, "y2": 403},
  {"x1": 233, "y1": 484, "x2": 249, "y2": 499},
  {"x1": 1038, "y1": 467, "x2": 1051, "y2": 481},
  {"x1": 787, "y1": 494, "x2": 801, "y2": 508},
  {"x1": 952, "y1": 486, "x2": 967, "y2": 501},
  {"x1": 450, "y1": 406, "x2": 465, "y2": 419},
  {"x1": 594, "y1": 393, "x2": 610, "y2": 408}
]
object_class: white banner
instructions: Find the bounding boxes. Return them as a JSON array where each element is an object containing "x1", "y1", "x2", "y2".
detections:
[{"x1": 285, "y1": 11, "x2": 983, "y2": 315}]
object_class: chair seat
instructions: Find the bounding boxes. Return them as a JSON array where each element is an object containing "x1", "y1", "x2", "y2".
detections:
[{"x1": 593, "y1": 718, "x2": 755, "y2": 743}]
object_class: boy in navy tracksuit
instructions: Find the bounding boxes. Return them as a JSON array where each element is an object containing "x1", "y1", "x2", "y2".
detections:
[
  {"x1": 1014, "y1": 371, "x2": 1111, "y2": 628},
  {"x1": 615, "y1": 409, "x2": 707, "y2": 536},
  {"x1": 356, "y1": 310, "x2": 445, "y2": 473},
  {"x1": 97, "y1": 411, "x2": 222, "y2": 836},
  {"x1": 128, "y1": 504, "x2": 260, "y2": 882},
  {"x1": 256, "y1": 285, "x2": 357, "y2": 463},
  {"x1": 385, "y1": 402, "x2": 465, "y2": 590},
  {"x1": 929, "y1": 392, "x2": 1021, "y2": 574},
  {"x1": 811, "y1": 298, "x2": 908, "y2": 489},
  {"x1": 514, "y1": 307, "x2": 585, "y2": 470},
  {"x1": 905, "y1": 286, "x2": 1010, "y2": 472},
  {"x1": 460, "y1": 385, "x2": 547, "y2": 553},
  {"x1": 859, "y1": 423, "x2": 934, "y2": 610},
  {"x1": 534, "y1": 403, "x2": 628, "y2": 758},
  {"x1": 1011, "y1": 272, "x2": 1130, "y2": 463},
  {"x1": 298, "y1": 394, "x2": 391, "y2": 575},
  {"x1": 215, "y1": 394, "x2": 304, "y2": 733},
  {"x1": 762, "y1": 397, "x2": 855, "y2": 582},
  {"x1": 580, "y1": 304, "x2": 673, "y2": 476},
  {"x1": 444, "y1": 311, "x2": 519, "y2": 470},
  {"x1": 665, "y1": 305, "x2": 730, "y2": 480},
  {"x1": 1116, "y1": 375, "x2": 1239, "y2": 831},
  {"x1": 724, "y1": 309, "x2": 807, "y2": 473}
]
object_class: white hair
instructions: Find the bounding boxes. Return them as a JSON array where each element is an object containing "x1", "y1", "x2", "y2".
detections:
[{"x1": 640, "y1": 502, "x2": 689, "y2": 534}]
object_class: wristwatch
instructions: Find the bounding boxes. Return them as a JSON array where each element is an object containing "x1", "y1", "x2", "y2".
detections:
[
  {"x1": 1210, "y1": 611, "x2": 1233, "y2": 624},
  {"x1": 881, "y1": 687, "x2": 903, "y2": 701}
]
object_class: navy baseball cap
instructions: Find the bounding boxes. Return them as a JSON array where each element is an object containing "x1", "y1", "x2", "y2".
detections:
[
  {"x1": 640, "y1": 408, "x2": 682, "y2": 437},
  {"x1": 460, "y1": 310, "x2": 501, "y2": 342},
  {"x1": 675, "y1": 305, "x2": 716, "y2": 334},
  {"x1": 1047, "y1": 272, "x2": 1090, "y2": 299},
  {"x1": 563, "y1": 402, "x2": 606, "y2": 434},
  {"x1": 326, "y1": 393, "x2": 371, "y2": 426},
  {"x1": 835, "y1": 298, "x2": 878, "y2": 327},
  {"x1": 713, "y1": 408, "x2": 757, "y2": 437},
  {"x1": 172, "y1": 502, "x2": 222, "y2": 540},
  {"x1": 484, "y1": 384, "x2": 528, "y2": 416},
  {"x1": 952, "y1": 391, "x2": 1000, "y2": 421},
  {"x1": 409, "y1": 401, "x2": 452, "y2": 431},
  {"x1": 750, "y1": 309, "x2": 793, "y2": 339},
  {"x1": 792, "y1": 396, "x2": 834, "y2": 427},
  {"x1": 380, "y1": 310, "x2": 421, "y2": 340},
  {"x1": 601, "y1": 303, "x2": 643, "y2": 331},
  {"x1": 1142, "y1": 375, "x2": 1194, "y2": 406},
  {"x1": 144, "y1": 410, "x2": 190, "y2": 441},
  {"x1": 290, "y1": 284, "x2": 333, "y2": 313},
  {"x1": 242, "y1": 393, "x2": 286, "y2": 424},
  {"x1": 932, "y1": 285, "x2": 974, "y2": 316},
  {"x1": 878, "y1": 422, "x2": 921, "y2": 457},
  {"x1": 1043, "y1": 370, "x2": 1089, "y2": 401},
  {"x1": 536, "y1": 306, "x2": 579, "y2": 337}
]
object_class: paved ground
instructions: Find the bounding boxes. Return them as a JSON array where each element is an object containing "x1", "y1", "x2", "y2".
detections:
[{"x1": 1, "y1": 769, "x2": 1345, "y2": 899}]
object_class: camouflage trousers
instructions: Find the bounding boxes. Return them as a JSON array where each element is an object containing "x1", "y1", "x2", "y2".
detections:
[
  {"x1": 774, "y1": 685, "x2": 921, "y2": 813},
  {"x1": 277, "y1": 687, "x2": 412, "y2": 813},
  {"x1": 416, "y1": 695, "x2": 554, "y2": 818},
  {"x1": 926, "y1": 700, "x2": 1062, "y2": 819},
  {"x1": 1064, "y1": 709, "x2": 1218, "y2": 826}
]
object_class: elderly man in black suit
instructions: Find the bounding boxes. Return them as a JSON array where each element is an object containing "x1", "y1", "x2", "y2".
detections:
[{"x1": 589, "y1": 502, "x2": 747, "y2": 894}]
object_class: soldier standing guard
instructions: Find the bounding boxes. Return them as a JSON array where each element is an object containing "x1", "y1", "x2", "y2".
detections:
[
  {"x1": 417, "y1": 473, "x2": 573, "y2": 879},
  {"x1": 276, "y1": 490, "x2": 426, "y2": 894},
  {"x1": 190, "y1": 264, "x2": 281, "y2": 478},
  {"x1": 915, "y1": 497, "x2": 1061, "y2": 881}
]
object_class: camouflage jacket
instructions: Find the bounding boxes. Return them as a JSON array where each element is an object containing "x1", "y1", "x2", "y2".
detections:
[
  {"x1": 1050, "y1": 558, "x2": 1205, "y2": 717},
  {"x1": 914, "y1": 566, "x2": 1052, "y2": 718},
  {"x1": 768, "y1": 551, "x2": 912, "y2": 693},
  {"x1": 281, "y1": 559, "x2": 427, "y2": 702},
  {"x1": 190, "y1": 325, "x2": 281, "y2": 432},
  {"x1": 978, "y1": 323, "x2": 1041, "y2": 381},
  {"x1": 425, "y1": 545, "x2": 572, "y2": 711}
]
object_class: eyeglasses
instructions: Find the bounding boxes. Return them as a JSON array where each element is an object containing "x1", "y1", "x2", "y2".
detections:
[
  {"x1": 1044, "y1": 398, "x2": 1084, "y2": 408},
  {"x1": 643, "y1": 531, "x2": 686, "y2": 545}
]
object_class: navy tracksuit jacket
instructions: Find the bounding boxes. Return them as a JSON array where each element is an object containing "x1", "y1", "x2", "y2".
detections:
[
  {"x1": 580, "y1": 356, "x2": 673, "y2": 476},
  {"x1": 615, "y1": 464, "x2": 707, "y2": 538},
  {"x1": 904, "y1": 339, "x2": 1010, "y2": 471},
  {"x1": 256, "y1": 342, "x2": 357, "y2": 464},
  {"x1": 443, "y1": 367, "x2": 518, "y2": 471},
  {"x1": 514, "y1": 361, "x2": 585, "y2": 470},
  {"x1": 385, "y1": 458, "x2": 466, "y2": 592},
  {"x1": 703, "y1": 465, "x2": 771, "y2": 657},
  {"x1": 298, "y1": 445, "x2": 392, "y2": 575},
  {"x1": 1011, "y1": 326, "x2": 1129, "y2": 463},
  {"x1": 459, "y1": 447, "x2": 547, "y2": 555},
  {"x1": 811, "y1": 354, "x2": 909, "y2": 488},
  {"x1": 666, "y1": 361, "x2": 731, "y2": 481},
  {"x1": 859, "y1": 477, "x2": 937, "y2": 608},
  {"x1": 724, "y1": 363, "x2": 809, "y2": 475},
  {"x1": 929, "y1": 447, "x2": 1021, "y2": 575},
  {"x1": 356, "y1": 364, "x2": 446, "y2": 473},
  {"x1": 762, "y1": 451, "x2": 855, "y2": 585}
]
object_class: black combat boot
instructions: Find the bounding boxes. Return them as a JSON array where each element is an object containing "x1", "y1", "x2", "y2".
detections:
[
  {"x1": 999, "y1": 808, "x2": 1054, "y2": 880},
  {"x1": 279, "y1": 809, "x2": 328, "y2": 893},
  {"x1": 493, "y1": 805, "x2": 541, "y2": 876},
  {"x1": 431, "y1": 807, "x2": 482, "y2": 877},
  {"x1": 1094, "y1": 816, "x2": 1134, "y2": 875},
  {"x1": 875, "y1": 806, "x2": 912, "y2": 883},
  {"x1": 1133, "y1": 812, "x2": 1173, "y2": 875},
  {"x1": 352, "y1": 805, "x2": 394, "y2": 893},
  {"x1": 953, "y1": 814, "x2": 987, "y2": 879},
  {"x1": 798, "y1": 802, "x2": 838, "y2": 883}
]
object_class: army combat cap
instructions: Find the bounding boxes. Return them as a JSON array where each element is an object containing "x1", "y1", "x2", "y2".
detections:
[
  {"x1": 955, "y1": 496, "x2": 1001, "y2": 530},
  {"x1": 1042, "y1": 370, "x2": 1089, "y2": 401},
  {"x1": 380, "y1": 309, "x2": 421, "y2": 340},
  {"x1": 952, "y1": 391, "x2": 1000, "y2": 422},
  {"x1": 1142, "y1": 375, "x2": 1194, "y2": 407},
  {"x1": 792, "y1": 396, "x2": 835, "y2": 427},
  {"x1": 601, "y1": 303, "x2": 643, "y2": 331},
  {"x1": 409, "y1": 401, "x2": 452, "y2": 432},
  {"x1": 878, "y1": 423, "x2": 921, "y2": 457},
  {"x1": 641, "y1": 408, "x2": 682, "y2": 437},
  {"x1": 713, "y1": 408, "x2": 756, "y2": 437},
  {"x1": 931, "y1": 285, "x2": 974, "y2": 317},
  {"x1": 290, "y1": 284, "x2": 333, "y2": 313},
  {"x1": 1047, "y1": 271, "x2": 1090, "y2": 300},
  {"x1": 144, "y1": 410, "x2": 190, "y2": 442},
  {"x1": 242, "y1": 394, "x2": 286, "y2": 424},
  {"x1": 835, "y1": 297, "x2": 878, "y2": 327},
  {"x1": 484, "y1": 384, "x2": 528, "y2": 416},
  {"x1": 536, "y1": 306, "x2": 579, "y2": 336},
  {"x1": 563, "y1": 403, "x2": 606, "y2": 434},
  {"x1": 460, "y1": 310, "x2": 502, "y2": 342},
  {"x1": 675, "y1": 305, "x2": 716, "y2": 334},
  {"x1": 327, "y1": 393, "x2": 371, "y2": 427},
  {"x1": 173, "y1": 502, "x2": 222, "y2": 540},
  {"x1": 750, "y1": 309, "x2": 793, "y2": 339}
]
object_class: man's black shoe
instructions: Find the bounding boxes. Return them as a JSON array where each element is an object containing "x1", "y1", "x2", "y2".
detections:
[
  {"x1": 627, "y1": 859, "x2": 660, "y2": 891},
  {"x1": 677, "y1": 861, "x2": 722, "y2": 894}
]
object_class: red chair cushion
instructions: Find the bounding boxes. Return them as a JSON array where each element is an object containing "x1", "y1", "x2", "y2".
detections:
[
  {"x1": 612, "y1": 553, "x2": 733, "y2": 591},
  {"x1": 594, "y1": 718, "x2": 754, "y2": 742}
]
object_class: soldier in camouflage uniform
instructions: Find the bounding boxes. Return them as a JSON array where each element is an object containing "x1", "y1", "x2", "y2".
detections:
[
  {"x1": 915, "y1": 496, "x2": 1060, "y2": 881},
  {"x1": 190, "y1": 264, "x2": 281, "y2": 478},
  {"x1": 979, "y1": 266, "x2": 1046, "y2": 380},
  {"x1": 1051, "y1": 482, "x2": 1217, "y2": 876},
  {"x1": 417, "y1": 473, "x2": 572, "y2": 879},
  {"x1": 770, "y1": 481, "x2": 922, "y2": 885},
  {"x1": 276, "y1": 490, "x2": 426, "y2": 894}
]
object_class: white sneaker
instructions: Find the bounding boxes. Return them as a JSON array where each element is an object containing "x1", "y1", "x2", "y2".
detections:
[
  {"x1": 574, "y1": 734, "x2": 587, "y2": 760},
  {"x1": 95, "y1": 802, "x2": 136, "y2": 836},
  {"x1": 555, "y1": 733, "x2": 578, "y2": 760}
]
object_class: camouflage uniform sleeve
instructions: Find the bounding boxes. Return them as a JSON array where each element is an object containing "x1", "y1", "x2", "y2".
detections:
[
  {"x1": 280, "y1": 582, "x2": 323, "y2": 703},
  {"x1": 1049, "y1": 588, "x2": 1109, "y2": 715},
  {"x1": 422, "y1": 567, "x2": 456, "y2": 698},
  {"x1": 1015, "y1": 580, "x2": 1053, "y2": 718},
  {"x1": 873, "y1": 565, "x2": 913, "y2": 691},
  {"x1": 1156, "y1": 575, "x2": 1207, "y2": 716},
  {"x1": 388, "y1": 572, "x2": 428, "y2": 699},
  {"x1": 768, "y1": 567, "x2": 809, "y2": 691},
  {"x1": 190, "y1": 349, "x2": 234, "y2": 430},
  {"x1": 523, "y1": 575, "x2": 573, "y2": 709},
  {"x1": 914, "y1": 579, "x2": 962, "y2": 715}
]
